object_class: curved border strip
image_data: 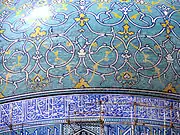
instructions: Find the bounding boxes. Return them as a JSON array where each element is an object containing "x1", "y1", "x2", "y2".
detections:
[{"x1": 0, "y1": 88, "x2": 179, "y2": 104}]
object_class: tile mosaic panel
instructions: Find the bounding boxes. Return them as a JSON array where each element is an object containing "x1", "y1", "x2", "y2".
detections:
[
  {"x1": 0, "y1": 94, "x2": 179, "y2": 134},
  {"x1": 0, "y1": 0, "x2": 180, "y2": 97}
]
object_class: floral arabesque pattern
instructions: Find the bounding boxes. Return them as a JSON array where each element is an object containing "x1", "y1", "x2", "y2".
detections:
[{"x1": 0, "y1": 0, "x2": 180, "y2": 97}]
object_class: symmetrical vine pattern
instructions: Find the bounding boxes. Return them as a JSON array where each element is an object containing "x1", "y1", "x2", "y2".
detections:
[
  {"x1": 0, "y1": 94, "x2": 180, "y2": 134},
  {"x1": 0, "y1": 1, "x2": 180, "y2": 134},
  {"x1": 0, "y1": 0, "x2": 180, "y2": 97}
]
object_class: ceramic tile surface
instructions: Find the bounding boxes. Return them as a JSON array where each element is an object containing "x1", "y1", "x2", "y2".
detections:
[
  {"x1": 0, "y1": 0, "x2": 180, "y2": 134},
  {"x1": 0, "y1": 94, "x2": 180, "y2": 134},
  {"x1": 0, "y1": 0, "x2": 180, "y2": 97}
]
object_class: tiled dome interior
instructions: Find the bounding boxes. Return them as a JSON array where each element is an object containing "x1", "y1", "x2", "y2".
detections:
[{"x1": 0, "y1": 0, "x2": 179, "y2": 134}]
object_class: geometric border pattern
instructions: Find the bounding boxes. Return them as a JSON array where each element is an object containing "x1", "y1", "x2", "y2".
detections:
[{"x1": 0, "y1": 93, "x2": 180, "y2": 134}]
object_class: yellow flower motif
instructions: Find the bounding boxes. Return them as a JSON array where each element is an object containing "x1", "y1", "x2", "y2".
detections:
[
  {"x1": 66, "y1": 41, "x2": 72, "y2": 46},
  {"x1": 75, "y1": 13, "x2": 89, "y2": 27},
  {"x1": 154, "y1": 44, "x2": 160, "y2": 49},
  {"x1": 161, "y1": 20, "x2": 174, "y2": 38},
  {"x1": 163, "y1": 83, "x2": 176, "y2": 93},
  {"x1": 0, "y1": 92, "x2": 4, "y2": 98},
  {"x1": 118, "y1": 22, "x2": 134, "y2": 39},
  {"x1": 121, "y1": 71, "x2": 133, "y2": 80},
  {"x1": 0, "y1": 29, "x2": 5, "y2": 34},
  {"x1": 111, "y1": 12, "x2": 122, "y2": 19},
  {"x1": 131, "y1": 13, "x2": 139, "y2": 19},
  {"x1": 74, "y1": 78, "x2": 90, "y2": 88},
  {"x1": 91, "y1": 42, "x2": 98, "y2": 47},
  {"x1": 30, "y1": 26, "x2": 47, "y2": 40},
  {"x1": 32, "y1": 74, "x2": 43, "y2": 83}
]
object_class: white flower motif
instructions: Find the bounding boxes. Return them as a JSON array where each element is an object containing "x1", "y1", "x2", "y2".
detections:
[
  {"x1": 166, "y1": 54, "x2": 174, "y2": 63},
  {"x1": 78, "y1": 49, "x2": 86, "y2": 57}
]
